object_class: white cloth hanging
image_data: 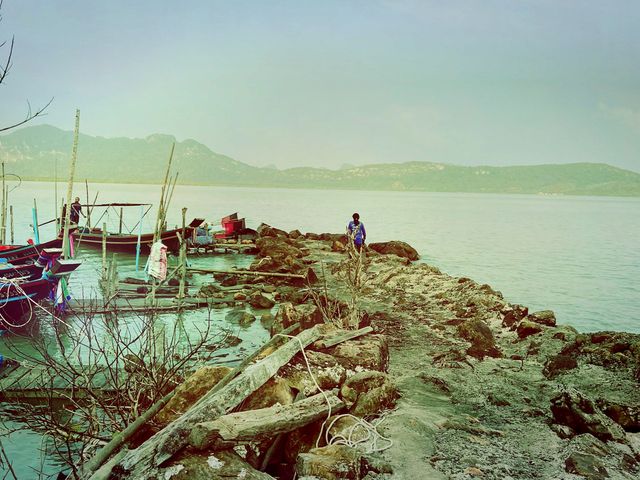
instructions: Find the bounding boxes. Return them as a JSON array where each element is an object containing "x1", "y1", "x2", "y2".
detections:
[{"x1": 146, "y1": 241, "x2": 168, "y2": 281}]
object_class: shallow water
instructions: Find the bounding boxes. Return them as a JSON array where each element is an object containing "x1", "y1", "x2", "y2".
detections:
[{"x1": 1, "y1": 182, "x2": 639, "y2": 477}]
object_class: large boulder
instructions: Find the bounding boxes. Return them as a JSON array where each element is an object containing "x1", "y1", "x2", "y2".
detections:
[
  {"x1": 527, "y1": 310, "x2": 557, "y2": 327},
  {"x1": 322, "y1": 334, "x2": 389, "y2": 372},
  {"x1": 155, "y1": 366, "x2": 231, "y2": 426},
  {"x1": 516, "y1": 320, "x2": 544, "y2": 339},
  {"x1": 248, "y1": 292, "x2": 275, "y2": 309},
  {"x1": 340, "y1": 370, "x2": 399, "y2": 416},
  {"x1": 319, "y1": 233, "x2": 349, "y2": 244},
  {"x1": 257, "y1": 223, "x2": 289, "y2": 238},
  {"x1": 550, "y1": 388, "x2": 627, "y2": 443},
  {"x1": 543, "y1": 354, "x2": 578, "y2": 379},
  {"x1": 296, "y1": 445, "x2": 363, "y2": 480},
  {"x1": 162, "y1": 449, "x2": 275, "y2": 480},
  {"x1": 271, "y1": 303, "x2": 324, "y2": 336},
  {"x1": 242, "y1": 377, "x2": 295, "y2": 410},
  {"x1": 564, "y1": 451, "x2": 609, "y2": 480},
  {"x1": 457, "y1": 319, "x2": 502, "y2": 359},
  {"x1": 368, "y1": 241, "x2": 419, "y2": 261}
]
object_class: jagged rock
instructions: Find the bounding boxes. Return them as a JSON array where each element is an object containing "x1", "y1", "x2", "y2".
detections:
[
  {"x1": 340, "y1": 371, "x2": 388, "y2": 405},
  {"x1": 242, "y1": 377, "x2": 295, "y2": 410},
  {"x1": 296, "y1": 445, "x2": 363, "y2": 479},
  {"x1": 517, "y1": 320, "x2": 544, "y2": 339},
  {"x1": 305, "y1": 232, "x2": 321, "y2": 240},
  {"x1": 350, "y1": 379, "x2": 398, "y2": 417},
  {"x1": 457, "y1": 319, "x2": 502, "y2": 359},
  {"x1": 271, "y1": 302, "x2": 324, "y2": 336},
  {"x1": 598, "y1": 400, "x2": 640, "y2": 432},
  {"x1": 162, "y1": 449, "x2": 275, "y2": 480},
  {"x1": 331, "y1": 240, "x2": 345, "y2": 252},
  {"x1": 501, "y1": 304, "x2": 528, "y2": 328},
  {"x1": 543, "y1": 354, "x2": 578, "y2": 379},
  {"x1": 248, "y1": 292, "x2": 275, "y2": 309},
  {"x1": 565, "y1": 451, "x2": 609, "y2": 480},
  {"x1": 257, "y1": 223, "x2": 289, "y2": 238},
  {"x1": 155, "y1": 366, "x2": 231, "y2": 426},
  {"x1": 323, "y1": 334, "x2": 389, "y2": 372},
  {"x1": 233, "y1": 292, "x2": 247, "y2": 301},
  {"x1": 289, "y1": 229, "x2": 303, "y2": 239},
  {"x1": 527, "y1": 310, "x2": 557, "y2": 327},
  {"x1": 262, "y1": 284, "x2": 277, "y2": 293},
  {"x1": 368, "y1": 241, "x2": 419, "y2": 261},
  {"x1": 550, "y1": 388, "x2": 627, "y2": 443},
  {"x1": 225, "y1": 309, "x2": 256, "y2": 326},
  {"x1": 319, "y1": 233, "x2": 349, "y2": 243}
]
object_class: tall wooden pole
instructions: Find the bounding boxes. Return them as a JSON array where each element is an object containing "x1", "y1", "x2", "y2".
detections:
[
  {"x1": 85, "y1": 179, "x2": 91, "y2": 229},
  {"x1": 32, "y1": 199, "x2": 41, "y2": 245},
  {"x1": 54, "y1": 157, "x2": 59, "y2": 234},
  {"x1": 61, "y1": 109, "x2": 80, "y2": 259},
  {"x1": 9, "y1": 205, "x2": 14, "y2": 244},
  {"x1": 1, "y1": 162, "x2": 5, "y2": 245},
  {"x1": 178, "y1": 207, "x2": 187, "y2": 299}
]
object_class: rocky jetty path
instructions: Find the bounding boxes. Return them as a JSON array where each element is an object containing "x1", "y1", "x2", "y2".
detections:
[{"x1": 78, "y1": 226, "x2": 639, "y2": 480}]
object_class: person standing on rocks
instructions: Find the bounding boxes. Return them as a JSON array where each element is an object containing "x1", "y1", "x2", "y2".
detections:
[{"x1": 347, "y1": 212, "x2": 366, "y2": 252}]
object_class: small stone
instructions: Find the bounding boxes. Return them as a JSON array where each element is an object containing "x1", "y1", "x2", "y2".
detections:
[
  {"x1": 464, "y1": 467, "x2": 484, "y2": 477},
  {"x1": 249, "y1": 292, "x2": 275, "y2": 309},
  {"x1": 233, "y1": 292, "x2": 247, "y2": 301}
]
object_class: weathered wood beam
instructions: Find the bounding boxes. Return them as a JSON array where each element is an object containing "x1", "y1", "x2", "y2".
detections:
[
  {"x1": 189, "y1": 390, "x2": 344, "y2": 450},
  {"x1": 313, "y1": 326, "x2": 373, "y2": 350},
  {"x1": 116, "y1": 324, "x2": 322, "y2": 478}
]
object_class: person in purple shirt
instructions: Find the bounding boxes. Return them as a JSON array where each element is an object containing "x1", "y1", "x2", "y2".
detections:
[{"x1": 347, "y1": 212, "x2": 366, "y2": 252}]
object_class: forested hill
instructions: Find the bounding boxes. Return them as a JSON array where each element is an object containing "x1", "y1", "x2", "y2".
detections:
[{"x1": 1, "y1": 125, "x2": 639, "y2": 196}]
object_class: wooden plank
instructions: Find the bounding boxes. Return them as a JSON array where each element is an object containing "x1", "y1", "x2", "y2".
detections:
[
  {"x1": 313, "y1": 326, "x2": 374, "y2": 349},
  {"x1": 117, "y1": 325, "x2": 323, "y2": 478},
  {"x1": 189, "y1": 390, "x2": 344, "y2": 450},
  {"x1": 188, "y1": 267, "x2": 306, "y2": 280}
]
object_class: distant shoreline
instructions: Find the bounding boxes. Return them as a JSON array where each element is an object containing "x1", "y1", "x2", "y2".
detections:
[{"x1": 17, "y1": 177, "x2": 640, "y2": 199}]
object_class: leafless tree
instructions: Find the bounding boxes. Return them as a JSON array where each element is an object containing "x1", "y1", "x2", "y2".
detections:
[
  {"x1": 0, "y1": 0, "x2": 53, "y2": 133},
  {"x1": 0, "y1": 296, "x2": 234, "y2": 478}
]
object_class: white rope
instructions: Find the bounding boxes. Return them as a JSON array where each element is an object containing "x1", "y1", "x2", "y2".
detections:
[{"x1": 274, "y1": 333, "x2": 394, "y2": 454}]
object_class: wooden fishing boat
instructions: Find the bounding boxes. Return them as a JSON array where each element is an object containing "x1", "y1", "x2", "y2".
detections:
[
  {"x1": 0, "y1": 238, "x2": 63, "y2": 265},
  {"x1": 0, "y1": 258, "x2": 82, "y2": 332},
  {"x1": 75, "y1": 219, "x2": 204, "y2": 254}
]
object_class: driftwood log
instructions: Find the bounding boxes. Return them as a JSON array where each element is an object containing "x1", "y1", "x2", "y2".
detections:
[
  {"x1": 314, "y1": 326, "x2": 374, "y2": 349},
  {"x1": 189, "y1": 390, "x2": 344, "y2": 450},
  {"x1": 116, "y1": 325, "x2": 323, "y2": 479}
]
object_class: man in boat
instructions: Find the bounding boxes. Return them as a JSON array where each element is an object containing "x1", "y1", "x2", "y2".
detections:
[
  {"x1": 70, "y1": 197, "x2": 83, "y2": 225},
  {"x1": 347, "y1": 212, "x2": 366, "y2": 252}
]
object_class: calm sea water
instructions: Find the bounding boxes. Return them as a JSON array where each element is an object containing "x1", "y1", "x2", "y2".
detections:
[
  {"x1": 1, "y1": 182, "x2": 639, "y2": 477},
  {"x1": 4, "y1": 182, "x2": 640, "y2": 333}
]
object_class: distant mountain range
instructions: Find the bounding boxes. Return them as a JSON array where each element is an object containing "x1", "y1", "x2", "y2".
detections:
[{"x1": 1, "y1": 124, "x2": 639, "y2": 197}]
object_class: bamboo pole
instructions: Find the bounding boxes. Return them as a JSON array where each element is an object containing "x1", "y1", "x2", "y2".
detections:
[
  {"x1": 135, "y1": 205, "x2": 143, "y2": 272},
  {"x1": 102, "y1": 222, "x2": 108, "y2": 282},
  {"x1": 85, "y1": 179, "x2": 91, "y2": 228},
  {"x1": 178, "y1": 207, "x2": 187, "y2": 300},
  {"x1": 9, "y1": 205, "x2": 13, "y2": 244},
  {"x1": 32, "y1": 199, "x2": 41, "y2": 245},
  {"x1": 118, "y1": 207, "x2": 123, "y2": 235},
  {"x1": 61, "y1": 109, "x2": 80, "y2": 260},
  {"x1": 54, "y1": 157, "x2": 59, "y2": 235},
  {"x1": 187, "y1": 267, "x2": 306, "y2": 280},
  {"x1": 1, "y1": 162, "x2": 5, "y2": 244}
]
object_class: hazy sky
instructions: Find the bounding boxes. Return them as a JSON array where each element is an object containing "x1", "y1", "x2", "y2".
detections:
[{"x1": 1, "y1": 1, "x2": 639, "y2": 171}]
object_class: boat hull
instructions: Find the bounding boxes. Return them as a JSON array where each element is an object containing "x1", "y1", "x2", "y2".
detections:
[
  {"x1": 76, "y1": 227, "x2": 195, "y2": 254},
  {"x1": 0, "y1": 278, "x2": 53, "y2": 332},
  {"x1": 0, "y1": 239, "x2": 63, "y2": 265}
]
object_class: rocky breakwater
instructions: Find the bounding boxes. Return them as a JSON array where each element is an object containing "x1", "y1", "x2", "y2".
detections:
[{"x1": 314, "y1": 246, "x2": 639, "y2": 479}]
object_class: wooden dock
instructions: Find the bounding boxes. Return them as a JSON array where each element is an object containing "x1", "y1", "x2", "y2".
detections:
[{"x1": 0, "y1": 362, "x2": 117, "y2": 401}]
